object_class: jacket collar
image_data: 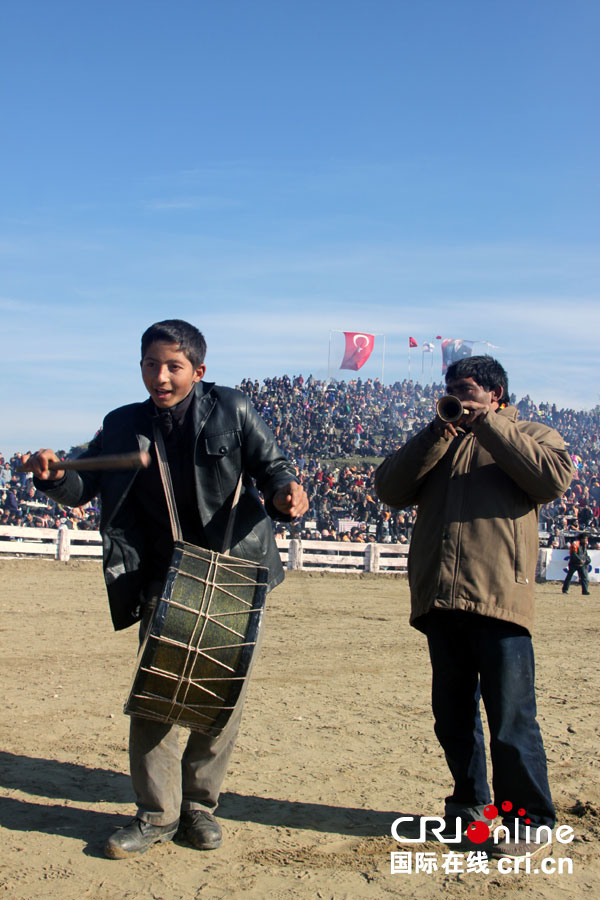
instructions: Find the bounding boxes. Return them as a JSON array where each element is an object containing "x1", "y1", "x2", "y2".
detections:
[
  {"x1": 191, "y1": 380, "x2": 217, "y2": 436},
  {"x1": 135, "y1": 381, "x2": 217, "y2": 452},
  {"x1": 498, "y1": 404, "x2": 519, "y2": 421}
]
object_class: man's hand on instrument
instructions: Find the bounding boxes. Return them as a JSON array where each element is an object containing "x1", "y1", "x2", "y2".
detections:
[
  {"x1": 432, "y1": 399, "x2": 495, "y2": 439},
  {"x1": 460, "y1": 399, "x2": 495, "y2": 427},
  {"x1": 272, "y1": 481, "x2": 309, "y2": 519},
  {"x1": 20, "y1": 450, "x2": 65, "y2": 481},
  {"x1": 431, "y1": 417, "x2": 460, "y2": 441}
]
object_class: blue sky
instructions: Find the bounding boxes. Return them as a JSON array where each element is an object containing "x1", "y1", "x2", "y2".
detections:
[{"x1": 2, "y1": 0, "x2": 598, "y2": 454}]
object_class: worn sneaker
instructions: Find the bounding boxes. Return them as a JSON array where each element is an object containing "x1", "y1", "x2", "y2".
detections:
[
  {"x1": 491, "y1": 837, "x2": 551, "y2": 860},
  {"x1": 104, "y1": 817, "x2": 179, "y2": 859},
  {"x1": 442, "y1": 802, "x2": 485, "y2": 842},
  {"x1": 176, "y1": 809, "x2": 222, "y2": 850},
  {"x1": 435, "y1": 805, "x2": 490, "y2": 843}
]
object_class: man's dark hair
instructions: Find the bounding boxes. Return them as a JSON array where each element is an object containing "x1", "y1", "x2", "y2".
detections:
[
  {"x1": 445, "y1": 355, "x2": 509, "y2": 402},
  {"x1": 141, "y1": 319, "x2": 207, "y2": 367}
]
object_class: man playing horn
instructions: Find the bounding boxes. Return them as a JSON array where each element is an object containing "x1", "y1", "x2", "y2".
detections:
[{"x1": 375, "y1": 355, "x2": 572, "y2": 859}]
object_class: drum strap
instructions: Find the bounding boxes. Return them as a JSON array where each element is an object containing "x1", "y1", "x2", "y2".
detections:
[{"x1": 153, "y1": 423, "x2": 242, "y2": 555}]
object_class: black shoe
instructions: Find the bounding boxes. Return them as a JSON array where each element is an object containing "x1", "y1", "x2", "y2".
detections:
[
  {"x1": 176, "y1": 809, "x2": 222, "y2": 850},
  {"x1": 104, "y1": 817, "x2": 179, "y2": 859},
  {"x1": 582, "y1": 591, "x2": 590, "y2": 595}
]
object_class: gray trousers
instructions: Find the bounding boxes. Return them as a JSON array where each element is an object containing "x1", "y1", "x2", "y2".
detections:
[{"x1": 129, "y1": 586, "x2": 263, "y2": 826}]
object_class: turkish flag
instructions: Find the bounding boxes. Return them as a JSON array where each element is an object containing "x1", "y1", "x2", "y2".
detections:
[
  {"x1": 340, "y1": 332, "x2": 375, "y2": 370},
  {"x1": 409, "y1": 336, "x2": 418, "y2": 348}
]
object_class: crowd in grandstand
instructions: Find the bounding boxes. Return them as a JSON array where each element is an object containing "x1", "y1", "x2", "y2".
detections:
[
  {"x1": 0, "y1": 454, "x2": 101, "y2": 531},
  {"x1": 2, "y1": 375, "x2": 600, "y2": 547}
]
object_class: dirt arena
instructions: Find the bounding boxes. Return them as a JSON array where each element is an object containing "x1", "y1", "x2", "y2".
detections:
[{"x1": 0, "y1": 559, "x2": 598, "y2": 900}]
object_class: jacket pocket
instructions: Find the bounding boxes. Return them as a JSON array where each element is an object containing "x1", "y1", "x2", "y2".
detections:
[
  {"x1": 204, "y1": 430, "x2": 242, "y2": 457},
  {"x1": 202, "y1": 430, "x2": 244, "y2": 507},
  {"x1": 513, "y1": 516, "x2": 530, "y2": 584}
]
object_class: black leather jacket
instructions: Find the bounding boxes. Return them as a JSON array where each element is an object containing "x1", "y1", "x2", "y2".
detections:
[{"x1": 39, "y1": 382, "x2": 297, "y2": 630}]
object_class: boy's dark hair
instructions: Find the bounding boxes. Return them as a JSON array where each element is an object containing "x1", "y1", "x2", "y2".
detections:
[
  {"x1": 141, "y1": 319, "x2": 207, "y2": 367},
  {"x1": 445, "y1": 355, "x2": 509, "y2": 401}
]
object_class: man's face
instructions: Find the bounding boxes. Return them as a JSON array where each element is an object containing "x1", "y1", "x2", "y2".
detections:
[
  {"x1": 141, "y1": 341, "x2": 206, "y2": 409},
  {"x1": 445, "y1": 376, "x2": 500, "y2": 409}
]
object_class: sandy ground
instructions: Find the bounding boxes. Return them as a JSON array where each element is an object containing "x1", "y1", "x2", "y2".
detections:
[{"x1": 0, "y1": 558, "x2": 598, "y2": 900}]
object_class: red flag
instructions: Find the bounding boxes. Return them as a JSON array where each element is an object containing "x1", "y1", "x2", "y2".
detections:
[
  {"x1": 340, "y1": 332, "x2": 375, "y2": 370},
  {"x1": 409, "y1": 336, "x2": 418, "y2": 348}
]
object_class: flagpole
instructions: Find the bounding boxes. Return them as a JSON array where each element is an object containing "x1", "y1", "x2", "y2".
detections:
[{"x1": 381, "y1": 334, "x2": 386, "y2": 383}]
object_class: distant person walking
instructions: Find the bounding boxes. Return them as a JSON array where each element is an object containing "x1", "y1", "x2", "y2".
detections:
[{"x1": 562, "y1": 534, "x2": 591, "y2": 595}]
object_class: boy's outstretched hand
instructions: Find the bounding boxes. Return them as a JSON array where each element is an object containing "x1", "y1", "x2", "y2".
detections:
[
  {"x1": 272, "y1": 482, "x2": 309, "y2": 519},
  {"x1": 20, "y1": 449, "x2": 65, "y2": 480}
]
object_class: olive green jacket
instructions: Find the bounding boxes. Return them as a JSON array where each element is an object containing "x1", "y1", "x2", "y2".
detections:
[{"x1": 375, "y1": 406, "x2": 573, "y2": 634}]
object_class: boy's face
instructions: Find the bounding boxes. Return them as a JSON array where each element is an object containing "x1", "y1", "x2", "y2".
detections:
[{"x1": 141, "y1": 341, "x2": 206, "y2": 408}]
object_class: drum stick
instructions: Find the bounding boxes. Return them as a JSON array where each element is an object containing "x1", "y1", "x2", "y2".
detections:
[{"x1": 18, "y1": 451, "x2": 151, "y2": 473}]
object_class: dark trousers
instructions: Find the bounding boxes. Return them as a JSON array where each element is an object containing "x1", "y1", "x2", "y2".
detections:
[
  {"x1": 426, "y1": 610, "x2": 555, "y2": 830},
  {"x1": 562, "y1": 563, "x2": 589, "y2": 594}
]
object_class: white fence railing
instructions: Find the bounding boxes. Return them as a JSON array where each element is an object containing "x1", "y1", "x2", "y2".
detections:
[
  {"x1": 2, "y1": 526, "x2": 598, "y2": 581},
  {"x1": 0, "y1": 526, "x2": 406, "y2": 571},
  {"x1": 0, "y1": 525, "x2": 102, "y2": 559},
  {"x1": 277, "y1": 539, "x2": 408, "y2": 573}
]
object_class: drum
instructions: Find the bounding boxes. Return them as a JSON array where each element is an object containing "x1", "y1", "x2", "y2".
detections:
[{"x1": 124, "y1": 541, "x2": 268, "y2": 735}]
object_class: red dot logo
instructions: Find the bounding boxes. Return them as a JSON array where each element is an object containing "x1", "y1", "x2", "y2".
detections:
[
  {"x1": 466, "y1": 821, "x2": 490, "y2": 844},
  {"x1": 501, "y1": 800, "x2": 513, "y2": 812},
  {"x1": 483, "y1": 804, "x2": 498, "y2": 820}
]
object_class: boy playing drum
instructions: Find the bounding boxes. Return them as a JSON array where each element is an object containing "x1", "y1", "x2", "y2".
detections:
[{"x1": 24, "y1": 319, "x2": 307, "y2": 858}]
